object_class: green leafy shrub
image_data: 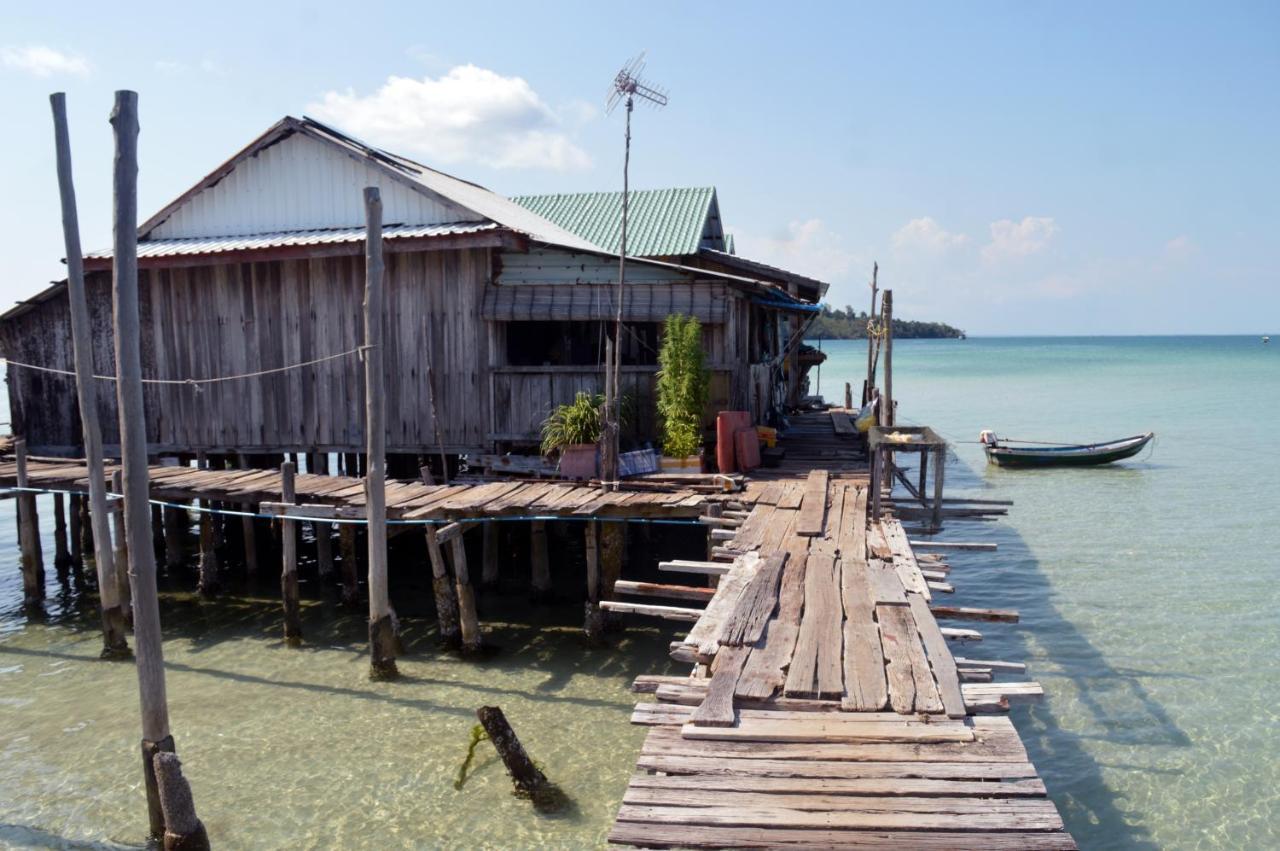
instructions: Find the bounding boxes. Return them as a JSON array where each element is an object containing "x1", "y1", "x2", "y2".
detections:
[
  {"x1": 540, "y1": 391, "x2": 604, "y2": 457},
  {"x1": 656, "y1": 314, "x2": 710, "y2": 458}
]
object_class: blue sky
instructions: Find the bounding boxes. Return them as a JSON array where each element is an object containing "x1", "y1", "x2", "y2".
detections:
[{"x1": 1, "y1": 1, "x2": 1276, "y2": 334}]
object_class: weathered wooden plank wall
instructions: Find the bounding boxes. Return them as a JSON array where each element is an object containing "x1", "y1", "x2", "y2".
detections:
[{"x1": 1, "y1": 247, "x2": 491, "y2": 455}]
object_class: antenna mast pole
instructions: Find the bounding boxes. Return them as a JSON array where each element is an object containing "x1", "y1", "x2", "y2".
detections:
[{"x1": 603, "y1": 54, "x2": 667, "y2": 489}]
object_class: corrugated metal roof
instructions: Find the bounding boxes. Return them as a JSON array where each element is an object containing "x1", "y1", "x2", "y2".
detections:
[
  {"x1": 510, "y1": 187, "x2": 724, "y2": 257},
  {"x1": 136, "y1": 116, "x2": 604, "y2": 255},
  {"x1": 85, "y1": 222, "x2": 498, "y2": 260}
]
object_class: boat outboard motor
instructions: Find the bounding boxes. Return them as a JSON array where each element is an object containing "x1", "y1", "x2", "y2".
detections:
[{"x1": 979, "y1": 430, "x2": 998, "y2": 447}]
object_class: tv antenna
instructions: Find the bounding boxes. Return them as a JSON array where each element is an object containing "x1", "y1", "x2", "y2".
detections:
[{"x1": 600, "y1": 53, "x2": 668, "y2": 489}]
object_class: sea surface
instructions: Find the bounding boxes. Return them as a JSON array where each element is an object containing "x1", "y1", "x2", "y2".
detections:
[{"x1": 0, "y1": 335, "x2": 1276, "y2": 849}]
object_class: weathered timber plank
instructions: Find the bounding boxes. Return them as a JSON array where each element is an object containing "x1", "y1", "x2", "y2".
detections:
[
  {"x1": 624, "y1": 772, "x2": 1048, "y2": 797},
  {"x1": 613, "y1": 580, "x2": 716, "y2": 602},
  {"x1": 613, "y1": 802, "x2": 1065, "y2": 832},
  {"x1": 632, "y1": 752, "x2": 1041, "y2": 780},
  {"x1": 908, "y1": 594, "x2": 968, "y2": 719},
  {"x1": 718, "y1": 554, "x2": 787, "y2": 646},
  {"x1": 868, "y1": 557, "x2": 908, "y2": 605},
  {"x1": 783, "y1": 552, "x2": 844, "y2": 699},
  {"x1": 689, "y1": 645, "x2": 751, "y2": 727},
  {"x1": 831, "y1": 410, "x2": 856, "y2": 435},
  {"x1": 841, "y1": 556, "x2": 889, "y2": 711},
  {"x1": 681, "y1": 553, "x2": 763, "y2": 660},
  {"x1": 608, "y1": 822, "x2": 1076, "y2": 850},
  {"x1": 679, "y1": 718, "x2": 976, "y2": 744},
  {"x1": 794, "y1": 469, "x2": 830, "y2": 536}
]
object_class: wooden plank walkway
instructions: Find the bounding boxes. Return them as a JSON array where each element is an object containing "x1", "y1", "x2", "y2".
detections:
[
  {"x1": 612, "y1": 466, "x2": 1074, "y2": 848},
  {"x1": 0, "y1": 458, "x2": 710, "y2": 521}
]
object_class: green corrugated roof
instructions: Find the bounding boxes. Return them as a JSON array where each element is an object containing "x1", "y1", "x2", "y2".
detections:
[{"x1": 510, "y1": 187, "x2": 724, "y2": 257}]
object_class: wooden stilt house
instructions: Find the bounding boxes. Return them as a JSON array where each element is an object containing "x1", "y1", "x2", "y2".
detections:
[{"x1": 0, "y1": 117, "x2": 824, "y2": 463}]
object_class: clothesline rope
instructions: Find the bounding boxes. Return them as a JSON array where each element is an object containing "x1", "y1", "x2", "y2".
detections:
[{"x1": 0, "y1": 344, "x2": 373, "y2": 387}]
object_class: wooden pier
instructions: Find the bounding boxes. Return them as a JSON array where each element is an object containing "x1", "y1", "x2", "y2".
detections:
[{"x1": 603, "y1": 416, "x2": 1074, "y2": 849}]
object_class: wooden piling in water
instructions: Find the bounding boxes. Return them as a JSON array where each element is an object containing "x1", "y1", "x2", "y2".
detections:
[
  {"x1": 53, "y1": 492, "x2": 72, "y2": 576},
  {"x1": 338, "y1": 524, "x2": 359, "y2": 604},
  {"x1": 584, "y1": 520, "x2": 605, "y2": 641},
  {"x1": 363, "y1": 186, "x2": 398, "y2": 680},
  {"x1": 236, "y1": 454, "x2": 259, "y2": 575},
  {"x1": 424, "y1": 525, "x2": 461, "y2": 647},
  {"x1": 152, "y1": 752, "x2": 209, "y2": 851},
  {"x1": 163, "y1": 504, "x2": 186, "y2": 571},
  {"x1": 15, "y1": 439, "x2": 45, "y2": 609},
  {"x1": 70, "y1": 493, "x2": 85, "y2": 572},
  {"x1": 111, "y1": 89, "x2": 185, "y2": 839},
  {"x1": 451, "y1": 528, "x2": 482, "y2": 653},
  {"x1": 600, "y1": 521, "x2": 624, "y2": 630},
  {"x1": 197, "y1": 510, "x2": 219, "y2": 598},
  {"x1": 309, "y1": 454, "x2": 335, "y2": 579},
  {"x1": 280, "y1": 461, "x2": 302, "y2": 644},
  {"x1": 112, "y1": 470, "x2": 132, "y2": 623},
  {"x1": 482, "y1": 520, "x2": 499, "y2": 588},
  {"x1": 529, "y1": 520, "x2": 551, "y2": 600}
]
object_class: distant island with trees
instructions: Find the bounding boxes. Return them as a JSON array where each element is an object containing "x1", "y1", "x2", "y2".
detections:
[{"x1": 809, "y1": 305, "x2": 965, "y2": 339}]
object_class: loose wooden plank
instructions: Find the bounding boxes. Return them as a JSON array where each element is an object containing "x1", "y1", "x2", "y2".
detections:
[
  {"x1": 608, "y1": 822, "x2": 1076, "y2": 850},
  {"x1": 736, "y1": 522, "x2": 809, "y2": 700},
  {"x1": 633, "y1": 752, "x2": 1041, "y2": 780},
  {"x1": 681, "y1": 553, "x2": 763, "y2": 660},
  {"x1": 613, "y1": 580, "x2": 715, "y2": 602},
  {"x1": 613, "y1": 802, "x2": 1064, "y2": 832},
  {"x1": 680, "y1": 718, "x2": 976, "y2": 744},
  {"x1": 623, "y1": 787, "x2": 1057, "y2": 817},
  {"x1": 794, "y1": 469, "x2": 830, "y2": 536},
  {"x1": 689, "y1": 645, "x2": 751, "y2": 727},
  {"x1": 831, "y1": 410, "x2": 856, "y2": 435},
  {"x1": 908, "y1": 594, "x2": 968, "y2": 719},
  {"x1": 625, "y1": 772, "x2": 1048, "y2": 797},
  {"x1": 931, "y1": 605, "x2": 1019, "y2": 623},
  {"x1": 783, "y1": 553, "x2": 843, "y2": 699},
  {"x1": 909, "y1": 540, "x2": 998, "y2": 551},
  {"x1": 659, "y1": 559, "x2": 730, "y2": 576},
  {"x1": 718, "y1": 554, "x2": 787, "y2": 646},
  {"x1": 776, "y1": 481, "x2": 805, "y2": 510},
  {"x1": 963, "y1": 683, "x2": 1045, "y2": 704},
  {"x1": 599, "y1": 601, "x2": 702, "y2": 622},
  {"x1": 841, "y1": 556, "x2": 889, "y2": 711},
  {"x1": 878, "y1": 604, "x2": 938, "y2": 714},
  {"x1": 867, "y1": 557, "x2": 908, "y2": 606},
  {"x1": 956, "y1": 657, "x2": 1026, "y2": 673}
]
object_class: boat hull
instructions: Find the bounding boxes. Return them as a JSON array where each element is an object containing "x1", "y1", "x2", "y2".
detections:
[{"x1": 984, "y1": 433, "x2": 1153, "y2": 468}]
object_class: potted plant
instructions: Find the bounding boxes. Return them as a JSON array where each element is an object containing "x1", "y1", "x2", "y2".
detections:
[
  {"x1": 540, "y1": 391, "x2": 604, "y2": 480},
  {"x1": 656, "y1": 313, "x2": 710, "y2": 471}
]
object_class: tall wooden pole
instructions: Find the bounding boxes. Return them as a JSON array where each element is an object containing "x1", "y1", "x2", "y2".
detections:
[
  {"x1": 111, "y1": 90, "x2": 181, "y2": 840},
  {"x1": 15, "y1": 439, "x2": 45, "y2": 609},
  {"x1": 363, "y1": 187, "x2": 397, "y2": 680},
  {"x1": 864, "y1": 263, "x2": 878, "y2": 405},
  {"x1": 50, "y1": 93, "x2": 129, "y2": 656},
  {"x1": 280, "y1": 460, "x2": 301, "y2": 645},
  {"x1": 882, "y1": 289, "x2": 894, "y2": 428}
]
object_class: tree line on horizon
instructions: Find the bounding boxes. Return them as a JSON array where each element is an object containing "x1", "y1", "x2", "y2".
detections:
[{"x1": 809, "y1": 304, "x2": 965, "y2": 339}]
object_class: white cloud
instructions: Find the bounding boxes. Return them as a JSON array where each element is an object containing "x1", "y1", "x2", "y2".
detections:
[
  {"x1": 981, "y1": 216, "x2": 1059, "y2": 263},
  {"x1": 733, "y1": 218, "x2": 860, "y2": 284},
  {"x1": 1, "y1": 45, "x2": 90, "y2": 77},
  {"x1": 891, "y1": 217, "x2": 968, "y2": 255},
  {"x1": 307, "y1": 65, "x2": 591, "y2": 171},
  {"x1": 1164, "y1": 234, "x2": 1196, "y2": 262}
]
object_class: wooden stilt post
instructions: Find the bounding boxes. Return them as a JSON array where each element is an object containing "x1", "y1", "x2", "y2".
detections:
[
  {"x1": 196, "y1": 495, "x2": 219, "y2": 598},
  {"x1": 450, "y1": 530, "x2": 482, "y2": 653},
  {"x1": 236, "y1": 454, "x2": 258, "y2": 575},
  {"x1": 280, "y1": 461, "x2": 301, "y2": 645},
  {"x1": 424, "y1": 525, "x2": 460, "y2": 647},
  {"x1": 112, "y1": 470, "x2": 132, "y2": 623},
  {"x1": 482, "y1": 520, "x2": 499, "y2": 588},
  {"x1": 15, "y1": 439, "x2": 45, "y2": 610},
  {"x1": 309, "y1": 454, "x2": 334, "y2": 579},
  {"x1": 363, "y1": 186, "x2": 397, "y2": 680},
  {"x1": 864, "y1": 263, "x2": 878, "y2": 405},
  {"x1": 163, "y1": 504, "x2": 185, "y2": 571},
  {"x1": 79, "y1": 495, "x2": 94, "y2": 568},
  {"x1": 111, "y1": 89, "x2": 183, "y2": 840},
  {"x1": 338, "y1": 524, "x2": 359, "y2": 605},
  {"x1": 918, "y1": 451, "x2": 929, "y2": 511},
  {"x1": 529, "y1": 520, "x2": 551, "y2": 601},
  {"x1": 53, "y1": 492, "x2": 73, "y2": 576},
  {"x1": 476, "y1": 706, "x2": 549, "y2": 795},
  {"x1": 844, "y1": 381, "x2": 853, "y2": 411},
  {"x1": 932, "y1": 445, "x2": 946, "y2": 533},
  {"x1": 583, "y1": 520, "x2": 604, "y2": 642},
  {"x1": 70, "y1": 494, "x2": 85, "y2": 573},
  {"x1": 600, "y1": 520, "x2": 624, "y2": 630}
]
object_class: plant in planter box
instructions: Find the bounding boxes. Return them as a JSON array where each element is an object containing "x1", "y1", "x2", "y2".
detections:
[
  {"x1": 540, "y1": 391, "x2": 605, "y2": 479},
  {"x1": 656, "y1": 314, "x2": 710, "y2": 466}
]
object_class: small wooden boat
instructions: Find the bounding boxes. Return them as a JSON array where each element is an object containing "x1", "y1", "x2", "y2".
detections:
[{"x1": 979, "y1": 431, "x2": 1154, "y2": 468}]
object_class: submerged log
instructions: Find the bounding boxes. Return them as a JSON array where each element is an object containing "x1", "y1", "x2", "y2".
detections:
[
  {"x1": 476, "y1": 706, "x2": 548, "y2": 795},
  {"x1": 152, "y1": 751, "x2": 210, "y2": 851}
]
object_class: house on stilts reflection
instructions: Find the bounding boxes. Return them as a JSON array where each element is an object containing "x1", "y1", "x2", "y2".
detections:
[{"x1": 0, "y1": 117, "x2": 825, "y2": 469}]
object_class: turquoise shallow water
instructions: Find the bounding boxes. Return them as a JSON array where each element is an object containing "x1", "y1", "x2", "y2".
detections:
[
  {"x1": 816, "y1": 336, "x2": 1280, "y2": 850},
  {"x1": 0, "y1": 336, "x2": 1276, "y2": 849}
]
